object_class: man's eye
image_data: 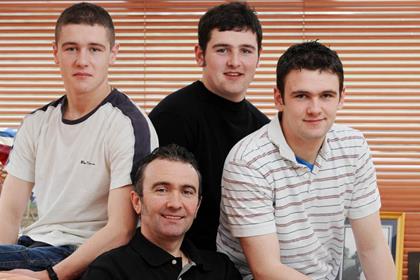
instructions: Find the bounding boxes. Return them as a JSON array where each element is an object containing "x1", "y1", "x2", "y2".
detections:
[
  {"x1": 216, "y1": 48, "x2": 227, "y2": 54},
  {"x1": 184, "y1": 190, "x2": 193, "y2": 195}
]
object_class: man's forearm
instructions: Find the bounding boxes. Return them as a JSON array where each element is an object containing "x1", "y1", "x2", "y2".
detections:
[
  {"x1": 0, "y1": 175, "x2": 33, "y2": 244},
  {"x1": 252, "y1": 262, "x2": 311, "y2": 280},
  {"x1": 0, "y1": 199, "x2": 24, "y2": 244},
  {"x1": 359, "y1": 245, "x2": 396, "y2": 280},
  {"x1": 52, "y1": 223, "x2": 135, "y2": 280},
  {"x1": 0, "y1": 218, "x2": 20, "y2": 244}
]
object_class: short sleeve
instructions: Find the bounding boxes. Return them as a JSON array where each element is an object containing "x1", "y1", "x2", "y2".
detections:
[
  {"x1": 347, "y1": 135, "x2": 381, "y2": 219},
  {"x1": 5, "y1": 115, "x2": 37, "y2": 182},
  {"x1": 221, "y1": 152, "x2": 276, "y2": 237},
  {"x1": 107, "y1": 111, "x2": 158, "y2": 189}
]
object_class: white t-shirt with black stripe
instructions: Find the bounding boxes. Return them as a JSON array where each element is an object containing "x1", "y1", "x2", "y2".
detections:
[{"x1": 6, "y1": 89, "x2": 158, "y2": 247}]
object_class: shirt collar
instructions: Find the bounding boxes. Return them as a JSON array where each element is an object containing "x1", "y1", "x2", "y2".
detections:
[
  {"x1": 130, "y1": 229, "x2": 212, "y2": 271},
  {"x1": 267, "y1": 113, "x2": 295, "y2": 162}
]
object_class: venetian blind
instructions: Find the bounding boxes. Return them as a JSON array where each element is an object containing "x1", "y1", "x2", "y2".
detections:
[{"x1": 0, "y1": 0, "x2": 419, "y2": 278}]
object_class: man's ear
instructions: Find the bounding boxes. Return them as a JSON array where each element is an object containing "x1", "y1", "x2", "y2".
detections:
[
  {"x1": 194, "y1": 196, "x2": 202, "y2": 218},
  {"x1": 338, "y1": 87, "x2": 346, "y2": 110},
  {"x1": 194, "y1": 44, "x2": 205, "y2": 67},
  {"x1": 274, "y1": 87, "x2": 285, "y2": 112},
  {"x1": 53, "y1": 42, "x2": 59, "y2": 65},
  {"x1": 256, "y1": 47, "x2": 263, "y2": 68},
  {"x1": 109, "y1": 43, "x2": 119, "y2": 65},
  {"x1": 130, "y1": 190, "x2": 142, "y2": 215}
]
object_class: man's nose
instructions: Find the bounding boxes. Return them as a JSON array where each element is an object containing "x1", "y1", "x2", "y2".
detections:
[
  {"x1": 307, "y1": 98, "x2": 322, "y2": 114},
  {"x1": 75, "y1": 49, "x2": 89, "y2": 67},
  {"x1": 166, "y1": 192, "x2": 182, "y2": 209},
  {"x1": 227, "y1": 50, "x2": 240, "y2": 68}
]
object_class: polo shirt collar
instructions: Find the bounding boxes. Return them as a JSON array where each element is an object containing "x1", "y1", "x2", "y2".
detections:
[
  {"x1": 267, "y1": 113, "x2": 295, "y2": 162},
  {"x1": 130, "y1": 229, "x2": 212, "y2": 271}
]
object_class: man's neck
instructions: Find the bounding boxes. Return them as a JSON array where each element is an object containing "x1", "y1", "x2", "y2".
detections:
[
  {"x1": 141, "y1": 229, "x2": 187, "y2": 264},
  {"x1": 200, "y1": 79, "x2": 245, "y2": 103},
  {"x1": 290, "y1": 140, "x2": 322, "y2": 164},
  {"x1": 282, "y1": 130, "x2": 324, "y2": 164},
  {"x1": 63, "y1": 85, "x2": 111, "y2": 120},
  {"x1": 279, "y1": 115, "x2": 325, "y2": 164}
]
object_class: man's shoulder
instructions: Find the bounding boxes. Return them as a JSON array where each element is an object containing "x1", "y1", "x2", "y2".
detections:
[
  {"x1": 155, "y1": 81, "x2": 200, "y2": 105},
  {"x1": 195, "y1": 249, "x2": 233, "y2": 263},
  {"x1": 227, "y1": 122, "x2": 272, "y2": 163},
  {"x1": 34, "y1": 96, "x2": 64, "y2": 114},
  {"x1": 244, "y1": 99, "x2": 270, "y2": 122},
  {"x1": 90, "y1": 243, "x2": 134, "y2": 265},
  {"x1": 103, "y1": 89, "x2": 146, "y2": 118},
  {"x1": 101, "y1": 89, "x2": 155, "y2": 136},
  {"x1": 328, "y1": 123, "x2": 367, "y2": 146},
  {"x1": 19, "y1": 96, "x2": 64, "y2": 129},
  {"x1": 149, "y1": 81, "x2": 204, "y2": 116},
  {"x1": 82, "y1": 243, "x2": 141, "y2": 279}
]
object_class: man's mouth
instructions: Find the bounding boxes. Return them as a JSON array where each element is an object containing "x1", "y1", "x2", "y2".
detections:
[
  {"x1": 304, "y1": 118, "x2": 325, "y2": 123},
  {"x1": 224, "y1": 72, "x2": 243, "y2": 77},
  {"x1": 73, "y1": 72, "x2": 91, "y2": 77},
  {"x1": 162, "y1": 214, "x2": 183, "y2": 220}
]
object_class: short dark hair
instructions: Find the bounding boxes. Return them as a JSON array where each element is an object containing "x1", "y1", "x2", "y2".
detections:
[
  {"x1": 198, "y1": 1, "x2": 262, "y2": 53},
  {"x1": 55, "y1": 2, "x2": 115, "y2": 46},
  {"x1": 134, "y1": 144, "x2": 202, "y2": 197},
  {"x1": 276, "y1": 41, "x2": 344, "y2": 100}
]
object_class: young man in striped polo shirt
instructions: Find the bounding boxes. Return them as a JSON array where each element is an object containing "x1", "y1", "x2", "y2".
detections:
[{"x1": 217, "y1": 41, "x2": 395, "y2": 280}]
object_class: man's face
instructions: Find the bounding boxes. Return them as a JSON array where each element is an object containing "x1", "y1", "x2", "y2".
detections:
[
  {"x1": 132, "y1": 159, "x2": 201, "y2": 244},
  {"x1": 195, "y1": 29, "x2": 260, "y2": 102},
  {"x1": 274, "y1": 69, "x2": 344, "y2": 147},
  {"x1": 53, "y1": 24, "x2": 118, "y2": 96}
]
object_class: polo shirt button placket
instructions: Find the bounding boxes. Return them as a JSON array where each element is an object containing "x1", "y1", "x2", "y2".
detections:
[{"x1": 172, "y1": 259, "x2": 177, "y2": 265}]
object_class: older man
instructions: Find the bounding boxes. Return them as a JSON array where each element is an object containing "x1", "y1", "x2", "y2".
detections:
[{"x1": 81, "y1": 145, "x2": 241, "y2": 280}]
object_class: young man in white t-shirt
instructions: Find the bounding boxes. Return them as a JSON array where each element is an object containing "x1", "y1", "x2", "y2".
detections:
[{"x1": 0, "y1": 3, "x2": 157, "y2": 280}]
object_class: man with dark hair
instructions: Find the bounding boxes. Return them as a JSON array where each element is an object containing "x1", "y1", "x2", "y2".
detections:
[
  {"x1": 149, "y1": 1, "x2": 269, "y2": 251},
  {"x1": 0, "y1": 2, "x2": 157, "y2": 279},
  {"x1": 217, "y1": 41, "x2": 395, "y2": 279},
  {"x1": 80, "y1": 145, "x2": 242, "y2": 280}
]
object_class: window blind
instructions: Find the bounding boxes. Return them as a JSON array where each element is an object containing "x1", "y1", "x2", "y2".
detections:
[{"x1": 0, "y1": 1, "x2": 419, "y2": 278}]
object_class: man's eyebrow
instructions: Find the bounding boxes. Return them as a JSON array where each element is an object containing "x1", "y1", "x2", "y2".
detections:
[
  {"x1": 239, "y1": 44, "x2": 257, "y2": 50},
  {"x1": 182, "y1": 184, "x2": 198, "y2": 192},
  {"x1": 151, "y1": 181, "x2": 170, "y2": 188},
  {"x1": 211, "y1": 43, "x2": 256, "y2": 50},
  {"x1": 291, "y1": 90, "x2": 338, "y2": 95},
  {"x1": 61, "y1": 42, "x2": 106, "y2": 48}
]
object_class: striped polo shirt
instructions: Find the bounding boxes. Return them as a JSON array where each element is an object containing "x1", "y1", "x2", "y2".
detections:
[{"x1": 217, "y1": 115, "x2": 381, "y2": 280}]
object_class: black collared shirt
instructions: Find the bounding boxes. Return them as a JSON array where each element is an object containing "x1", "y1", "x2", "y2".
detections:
[{"x1": 81, "y1": 230, "x2": 242, "y2": 280}]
